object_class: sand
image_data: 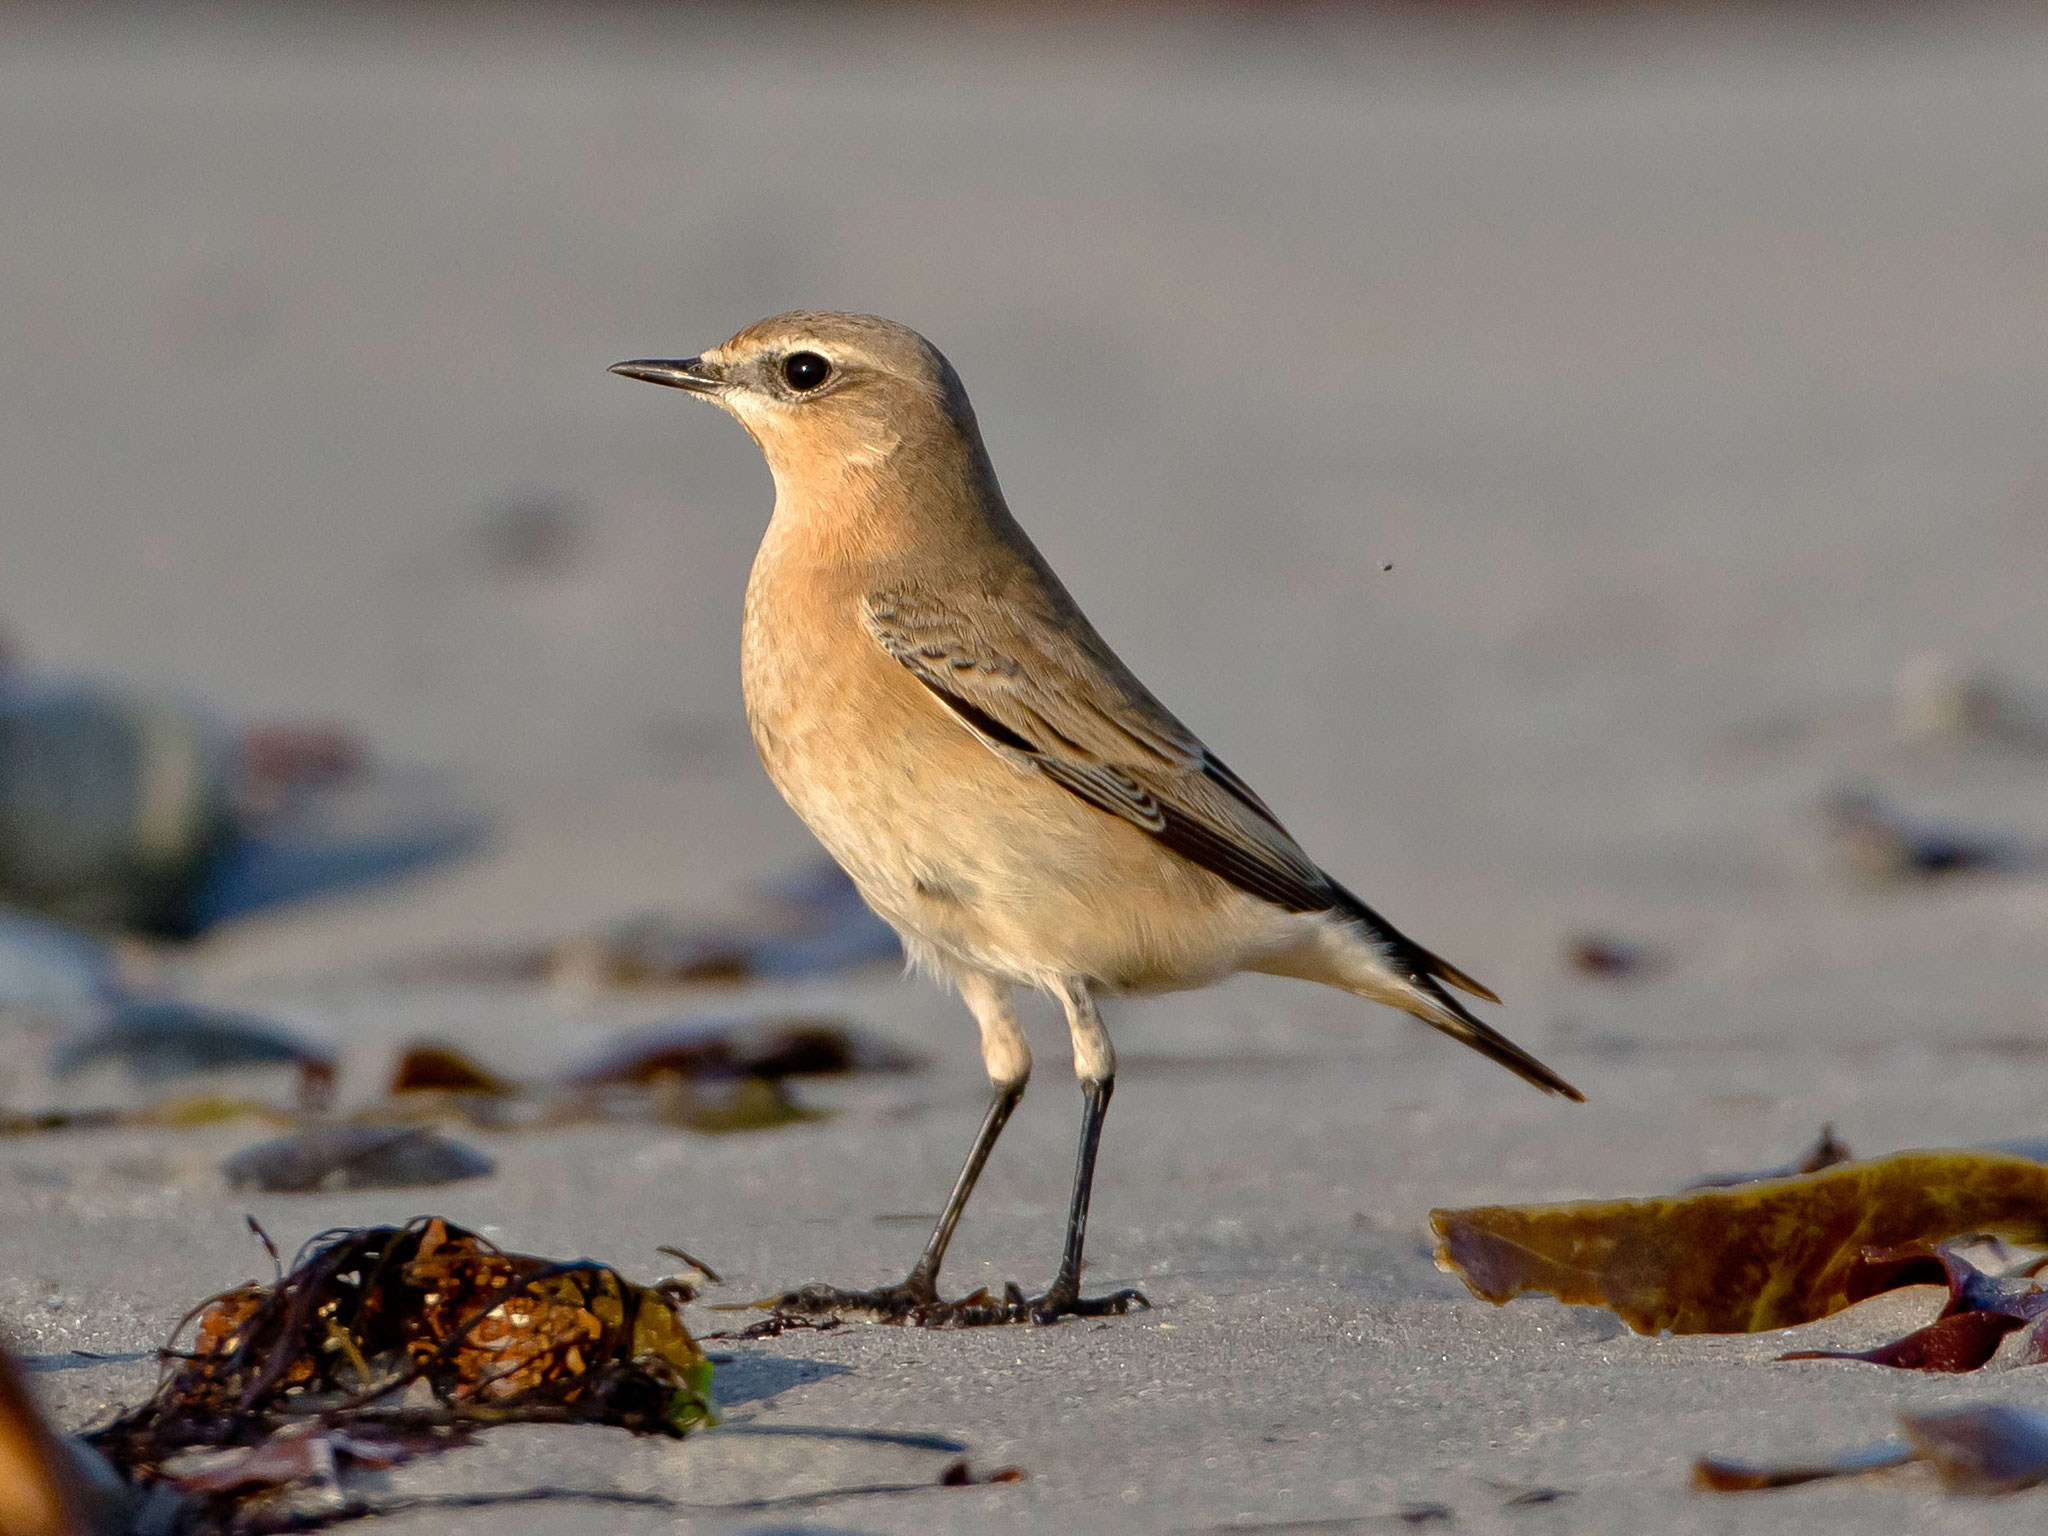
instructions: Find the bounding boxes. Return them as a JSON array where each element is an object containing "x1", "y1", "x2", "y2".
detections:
[{"x1": 5, "y1": 4, "x2": 2048, "y2": 1530}]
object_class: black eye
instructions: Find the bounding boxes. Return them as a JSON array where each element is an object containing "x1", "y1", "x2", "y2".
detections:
[{"x1": 782, "y1": 351, "x2": 831, "y2": 391}]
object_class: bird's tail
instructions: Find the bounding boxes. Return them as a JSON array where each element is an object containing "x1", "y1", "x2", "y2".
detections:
[{"x1": 1320, "y1": 882, "x2": 1584, "y2": 1102}]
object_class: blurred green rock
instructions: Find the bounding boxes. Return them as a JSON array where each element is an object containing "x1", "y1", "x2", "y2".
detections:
[{"x1": 0, "y1": 684, "x2": 235, "y2": 937}]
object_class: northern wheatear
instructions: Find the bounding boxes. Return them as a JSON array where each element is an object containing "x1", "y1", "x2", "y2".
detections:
[{"x1": 613, "y1": 313, "x2": 1581, "y2": 1326}]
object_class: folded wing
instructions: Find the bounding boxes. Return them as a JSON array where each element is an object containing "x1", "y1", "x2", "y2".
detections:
[{"x1": 860, "y1": 579, "x2": 1505, "y2": 1018}]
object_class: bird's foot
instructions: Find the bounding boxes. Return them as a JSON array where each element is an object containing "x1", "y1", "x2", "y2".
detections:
[
  {"x1": 761, "y1": 1277, "x2": 1148, "y2": 1328},
  {"x1": 939, "y1": 1280, "x2": 1151, "y2": 1328},
  {"x1": 762, "y1": 1279, "x2": 943, "y2": 1323}
]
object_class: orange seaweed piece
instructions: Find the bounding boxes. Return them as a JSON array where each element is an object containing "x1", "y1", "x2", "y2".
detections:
[
  {"x1": 1431, "y1": 1150, "x2": 2048, "y2": 1335},
  {"x1": 1692, "y1": 1438, "x2": 1914, "y2": 1492},
  {"x1": 388, "y1": 1044, "x2": 516, "y2": 1097}
]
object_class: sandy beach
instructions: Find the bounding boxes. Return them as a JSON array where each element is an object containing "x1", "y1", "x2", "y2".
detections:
[{"x1": 5, "y1": 4, "x2": 2048, "y2": 1530}]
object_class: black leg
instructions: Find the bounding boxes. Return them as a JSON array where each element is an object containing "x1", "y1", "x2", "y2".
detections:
[
  {"x1": 769, "y1": 1079, "x2": 1024, "y2": 1321},
  {"x1": 1002, "y1": 1074, "x2": 1148, "y2": 1324},
  {"x1": 906, "y1": 1078, "x2": 1025, "y2": 1292},
  {"x1": 1050, "y1": 1074, "x2": 1113, "y2": 1300}
]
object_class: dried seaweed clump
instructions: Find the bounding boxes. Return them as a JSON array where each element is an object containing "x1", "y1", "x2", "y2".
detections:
[{"x1": 90, "y1": 1218, "x2": 712, "y2": 1524}]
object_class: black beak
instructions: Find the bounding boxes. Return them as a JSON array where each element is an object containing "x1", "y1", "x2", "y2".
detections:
[{"x1": 608, "y1": 356, "x2": 723, "y2": 394}]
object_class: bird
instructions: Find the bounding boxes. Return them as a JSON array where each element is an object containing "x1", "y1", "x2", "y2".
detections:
[{"x1": 611, "y1": 313, "x2": 1582, "y2": 1326}]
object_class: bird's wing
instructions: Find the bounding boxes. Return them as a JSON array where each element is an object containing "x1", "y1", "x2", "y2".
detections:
[
  {"x1": 864, "y1": 582, "x2": 1351, "y2": 914},
  {"x1": 861, "y1": 580, "x2": 1502, "y2": 1010},
  {"x1": 861, "y1": 581, "x2": 1576, "y2": 1097}
]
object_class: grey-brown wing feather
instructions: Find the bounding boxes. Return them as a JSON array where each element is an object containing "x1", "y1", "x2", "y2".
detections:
[
  {"x1": 861, "y1": 583, "x2": 1500, "y2": 1002},
  {"x1": 863, "y1": 585, "x2": 1332, "y2": 904}
]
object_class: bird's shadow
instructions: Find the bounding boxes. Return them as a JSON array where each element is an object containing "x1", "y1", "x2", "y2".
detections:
[
  {"x1": 17, "y1": 1350, "x2": 156, "y2": 1374},
  {"x1": 706, "y1": 1354, "x2": 976, "y2": 1458},
  {"x1": 709, "y1": 1352, "x2": 854, "y2": 1410}
]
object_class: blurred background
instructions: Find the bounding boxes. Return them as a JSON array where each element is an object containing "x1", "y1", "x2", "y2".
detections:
[
  {"x1": 10, "y1": 8, "x2": 2048, "y2": 1520},
  {"x1": 2, "y1": 0, "x2": 2047, "y2": 1140}
]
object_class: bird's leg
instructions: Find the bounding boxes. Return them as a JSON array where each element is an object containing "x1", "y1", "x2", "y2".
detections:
[
  {"x1": 906, "y1": 1076, "x2": 1023, "y2": 1291},
  {"x1": 768, "y1": 973, "x2": 1029, "y2": 1322},
  {"x1": 997, "y1": 981, "x2": 1148, "y2": 1325},
  {"x1": 988, "y1": 1073, "x2": 1148, "y2": 1323}
]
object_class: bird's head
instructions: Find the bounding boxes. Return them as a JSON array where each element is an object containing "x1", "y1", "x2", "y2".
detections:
[{"x1": 611, "y1": 312, "x2": 981, "y2": 489}]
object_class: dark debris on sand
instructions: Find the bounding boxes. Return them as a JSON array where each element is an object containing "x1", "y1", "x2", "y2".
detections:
[{"x1": 88, "y1": 1217, "x2": 714, "y2": 1533}]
